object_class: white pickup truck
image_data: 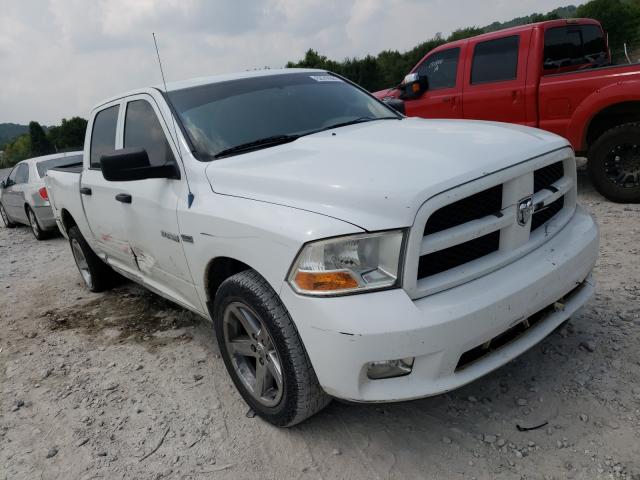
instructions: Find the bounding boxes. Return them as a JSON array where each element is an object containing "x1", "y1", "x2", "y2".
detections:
[{"x1": 46, "y1": 69, "x2": 599, "y2": 426}]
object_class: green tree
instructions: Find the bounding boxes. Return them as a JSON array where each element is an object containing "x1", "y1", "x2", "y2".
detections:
[
  {"x1": 29, "y1": 121, "x2": 53, "y2": 157},
  {"x1": 47, "y1": 117, "x2": 88, "y2": 151},
  {"x1": 1, "y1": 134, "x2": 31, "y2": 167},
  {"x1": 577, "y1": 0, "x2": 640, "y2": 61}
]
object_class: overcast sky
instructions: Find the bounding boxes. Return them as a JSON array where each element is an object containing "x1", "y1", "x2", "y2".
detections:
[{"x1": 0, "y1": 0, "x2": 576, "y2": 124}]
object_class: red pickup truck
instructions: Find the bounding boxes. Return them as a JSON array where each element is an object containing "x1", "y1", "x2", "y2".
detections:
[{"x1": 374, "y1": 19, "x2": 640, "y2": 202}]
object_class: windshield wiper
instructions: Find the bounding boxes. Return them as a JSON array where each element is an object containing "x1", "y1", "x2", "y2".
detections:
[
  {"x1": 214, "y1": 134, "x2": 301, "y2": 158},
  {"x1": 307, "y1": 116, "x2": 399, "y2": 135}
]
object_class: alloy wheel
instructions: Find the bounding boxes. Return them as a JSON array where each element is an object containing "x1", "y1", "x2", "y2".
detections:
[
  {"x1": 28, "y1": 209, "x2": 40, "y2": 237},
  {"x1": 71, "y1": 238, "x2": 93, "y2": 289},
  {"x1": 222, "y1": 302, "x2": 284, "y2": 407},
  {"x1": 604, "y1": 143, "x2": 640, "y2": 189}
]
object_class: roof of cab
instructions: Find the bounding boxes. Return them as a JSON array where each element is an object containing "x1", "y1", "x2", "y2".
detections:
[{"x1": 92, "y1": 68, "x2": 326, "y2": 111}]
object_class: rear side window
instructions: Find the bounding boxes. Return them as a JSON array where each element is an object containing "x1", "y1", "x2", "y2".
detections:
[
  {"x1": 124, "y1": 100, "x2": 175, "y2": 167},
  {"x1": 416, "y1": 48, "x2": 460, "y2": 90},
  {"x1": 90, "y1": 105, "x2": 119, "y2": 169},
  {"x1": 15, "y1": 163, "x2": 29, "y2": 184},
  {"x1": 544, "y1": 25, "x2": 607, "y2": 70},
  {"x1": 471, "y1": 36, "x2": 520, "y2": 84}
]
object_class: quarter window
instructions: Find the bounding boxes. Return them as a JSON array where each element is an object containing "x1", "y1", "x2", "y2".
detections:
[
  {"x1": 415, "y1": 48, "x2": 460, "y2": 90},
  {"x1": 124, "y1": 100, "x2": 175, "y2": 167},
  {"x1": 90, "y1": 105, "x2": 119, "y2": 169},
  {"x1": 471, "y1": 36, "x2": 520, "y2": 84}
]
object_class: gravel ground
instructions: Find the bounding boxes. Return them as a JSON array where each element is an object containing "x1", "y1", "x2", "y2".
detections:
[{"x1": 1, "y1": 165, "x2": 639, "y2": 479}]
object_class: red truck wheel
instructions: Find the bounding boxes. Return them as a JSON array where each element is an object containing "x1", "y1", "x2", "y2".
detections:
[{"x1": 588, "y1": 122, "x2": 640, "y2": 203}]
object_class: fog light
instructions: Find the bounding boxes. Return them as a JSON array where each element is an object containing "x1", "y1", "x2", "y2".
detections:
[{"x1": 366, "y1": 357, "x2": 414, "y2": 380}]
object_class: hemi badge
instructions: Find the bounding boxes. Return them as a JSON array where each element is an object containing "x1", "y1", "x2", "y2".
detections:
[{"x1": 181, "y1": 234, "x2": 194, "y2": 244}]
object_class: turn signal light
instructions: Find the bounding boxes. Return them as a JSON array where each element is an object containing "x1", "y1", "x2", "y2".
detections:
[
  {"x1": 294, "y1": 271, "x2": 358, "y2": 292},
  {"x1": 38, "y1": 187, "x2": 48, "y2": 200}
]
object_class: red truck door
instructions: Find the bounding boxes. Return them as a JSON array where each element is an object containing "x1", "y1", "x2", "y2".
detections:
[
  {"x1": 462, "y1": 31, "x2": 532, "y2": 125},
  {"x1": 403, "y1": 46, "x2": 464, "y2": 118}
]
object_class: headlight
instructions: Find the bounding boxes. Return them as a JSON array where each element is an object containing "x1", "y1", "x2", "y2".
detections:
[{"x1": 288, "y1": 230, "x2": 405, "y2": 296}]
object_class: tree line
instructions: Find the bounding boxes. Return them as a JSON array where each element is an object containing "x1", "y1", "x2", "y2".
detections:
[
  {"x1": 0, "y1": 117, "x2": 87, "y2": 168},
  {"x1": 286, "y1": 0, "x2": 640, "y2": 92}
]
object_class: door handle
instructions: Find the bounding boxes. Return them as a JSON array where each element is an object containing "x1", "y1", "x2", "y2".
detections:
[
  {"x1": 115, "y1": 193, "x2": 132, "y2": 204},
  {"x1": 80, "y1": 187, "x2": 92, "y2": 196}
]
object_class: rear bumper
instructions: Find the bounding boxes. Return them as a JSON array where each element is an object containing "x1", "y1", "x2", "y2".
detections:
[{"x1": 280, "y1": 206, "x2": 598, "y2": 402}]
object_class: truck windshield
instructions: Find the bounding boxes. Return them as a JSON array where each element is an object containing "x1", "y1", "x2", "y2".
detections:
[{"x1": 167, "y1": 72, "x2": 400, "y2": 159}]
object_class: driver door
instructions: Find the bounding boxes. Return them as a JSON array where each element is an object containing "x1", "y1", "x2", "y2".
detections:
[{"x1": 404, "y1": 46, "x2": 465, "y2": 119}]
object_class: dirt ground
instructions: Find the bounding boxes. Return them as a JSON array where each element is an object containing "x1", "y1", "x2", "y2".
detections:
[{"x1": 1, "y1": 164, "x2": 639, "y2": 480}]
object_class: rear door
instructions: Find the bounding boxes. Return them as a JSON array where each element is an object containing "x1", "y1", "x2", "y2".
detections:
[
  {"x1": 117, "y1": 95, "x2": 201, "y2": 311},
  {"x1": 462, "y1": 32, "x2": 530, "y2": 124},
  {"x1": 404, "y1": 46, "x2": 464, "y2": 118},
  {"x1": 80, "y1": 101, "x2": 137, "y2": 269},
  {"x1": 2, "y1": 166, "x2": 21, "y2": 219}
]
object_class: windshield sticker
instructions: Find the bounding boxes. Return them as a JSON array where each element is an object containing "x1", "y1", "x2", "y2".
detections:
[{"x1": 309, "y1": 75, "x2": 342, "y2": 82}]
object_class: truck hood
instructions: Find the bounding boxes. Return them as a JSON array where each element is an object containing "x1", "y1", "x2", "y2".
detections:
[{"x1": 205, "y1": 118, "x2": 569, "y2": 231}]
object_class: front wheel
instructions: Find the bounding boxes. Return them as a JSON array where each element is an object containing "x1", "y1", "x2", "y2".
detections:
[
  {"x1": 68, "y1": 226, "x2": 117, "y2": 292},
  {"x1": 588, "y1": 122, "x2": 640, "y2": 203},
  {"x1": 213, "y1": 270, "x2": 330, "y2": 427}
]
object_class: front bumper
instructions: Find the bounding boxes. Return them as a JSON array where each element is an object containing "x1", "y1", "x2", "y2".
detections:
[{"x1": 280, "y1": 206, "x2": 598, "y2": 402}]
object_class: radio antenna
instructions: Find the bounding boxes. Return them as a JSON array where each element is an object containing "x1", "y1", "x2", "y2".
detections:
[{"x1": 152, "y1": 32, "x2": 195, "y2": 208}]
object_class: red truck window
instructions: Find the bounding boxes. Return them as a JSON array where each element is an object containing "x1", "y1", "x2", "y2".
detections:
[
  {"x1": 415, "y1": 48, "x2": 460, "y2": 90},
  {"x1": 543, "y1": 25, "x2": 607, "y2": 72},
  {"x1": 471, "y1": 36, "x2": 519, "y2": 84}
]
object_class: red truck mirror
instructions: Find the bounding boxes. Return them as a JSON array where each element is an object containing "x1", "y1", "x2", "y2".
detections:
[{"x1": 400, "y1": 73, "x2": 428, "y2": 100}]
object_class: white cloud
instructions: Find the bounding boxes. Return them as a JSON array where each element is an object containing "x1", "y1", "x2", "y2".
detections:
[{"x1": 0, "y1": 0, "x2": 577, "y2": 124}]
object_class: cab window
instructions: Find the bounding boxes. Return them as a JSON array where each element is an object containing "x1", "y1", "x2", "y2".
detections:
[
  {"x1": 415, "y1": 48, "x2": 460, "y2": 90},
  {"x1": 124, "y1": 100, "x2": 175, "y2": 167},
  {"x1": 90, "y1": 105, "x2": 119, "y2": 169},
  {"x1": 471, "y1": 36, "x2": 520, "y2": 84},
  {"x1": 543, "y1": 25, "x2": 607, "y2": 71}
]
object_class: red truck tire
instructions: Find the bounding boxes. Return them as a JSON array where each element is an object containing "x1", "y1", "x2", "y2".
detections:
[{"x1": 588, "y1": 122, "x2": 640, "y2": 203}]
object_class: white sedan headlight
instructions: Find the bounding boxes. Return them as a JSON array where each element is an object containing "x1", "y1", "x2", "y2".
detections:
[{"x1": 288, "y1": 230, "x2": 405, "y2": 296}]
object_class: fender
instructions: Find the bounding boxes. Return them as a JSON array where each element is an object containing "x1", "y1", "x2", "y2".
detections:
[{"x1": 566, "y1": 79, "x2": 640, "y2": 151}]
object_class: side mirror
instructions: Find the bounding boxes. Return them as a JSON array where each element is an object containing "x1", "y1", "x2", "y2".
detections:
[
  {"x1": 100, "y1": 148, "x2": 180, "y2": 182},
  {"x1": 400, "y1": 73, "x2": 429, "y2": 100}
]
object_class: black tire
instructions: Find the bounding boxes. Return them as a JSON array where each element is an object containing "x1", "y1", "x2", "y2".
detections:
[
  {"x1": 68, "y1": 226, "x2": 117, "y2": 292},
  {"x1": 213, "y1": 270, "x2": 330, "y2": 427},
  {"x1": 26, "y1": 206, "x2": 49, "y2": 240},
  {"x1": 0, "y1": 203, "x2": 16, "y2": 228},
  {"x1": 588, "y1": 122, "x2": 640, "y2": 203}
]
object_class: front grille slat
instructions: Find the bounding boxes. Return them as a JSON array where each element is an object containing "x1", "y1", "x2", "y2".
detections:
[
  {"x1": 424, "y1": 185, "x2": 502, "y2": 236},
  {"x1": 531, "y1": 196, "x2": 564, "y2": 231},
  {"x1": 418, "y1": 231, "x2": 500, "y2": 279},
  {"x1": 534, "y1": 161, "x2": 563, "y2": 193}
]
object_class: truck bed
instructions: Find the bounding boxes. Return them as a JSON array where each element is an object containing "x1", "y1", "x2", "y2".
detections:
[{"x1": 50, "y1": 162, "x2": 83, "y2": 174}]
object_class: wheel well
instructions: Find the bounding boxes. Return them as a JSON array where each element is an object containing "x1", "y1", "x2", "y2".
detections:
[
  {"x1": 60, "y1": 209, "x2": 77, "y2": 234},
  {"x1": 586, "y1": 101, "x2": 640, "y2": 150},
  {"x1": 205, "y1": 257, "x2": 251, "y2": 305}
]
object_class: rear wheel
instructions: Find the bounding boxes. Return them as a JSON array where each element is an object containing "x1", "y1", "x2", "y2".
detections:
[
  {"x1": 0, "y1": 203, "x2": 16, "y2": 228},
  {"x1": 588, "y1": 122, "x2": 640, "y2": 203},
  {"x1": 27, "y1": 206, "x2": 47, "y2": 240},
  {"x1": 68, "y1": 226, "x2": 117, "y2": 292},
  {"x1": 213, "y1": 270, "x2": 330, "y2": 427}
]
